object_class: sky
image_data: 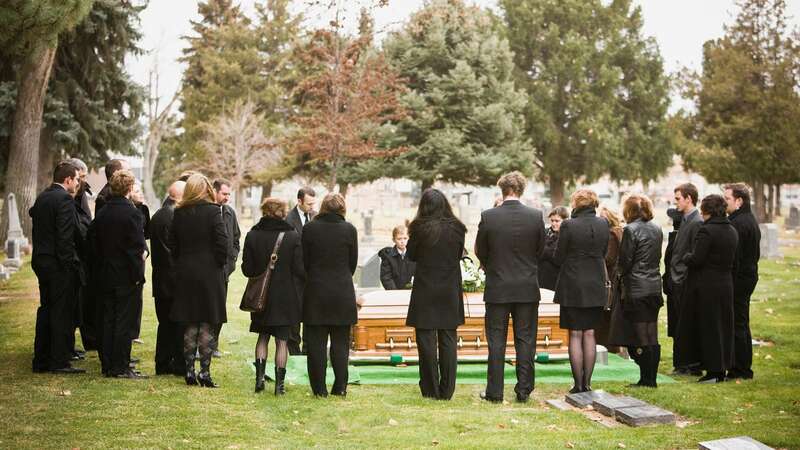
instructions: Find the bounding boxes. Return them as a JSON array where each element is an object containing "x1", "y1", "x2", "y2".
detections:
[{"x1": 127, "y1": 0, "x2": 800, "y2": 112}]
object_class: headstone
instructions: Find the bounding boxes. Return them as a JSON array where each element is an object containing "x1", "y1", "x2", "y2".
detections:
[
  {"x1": 614, "y1": 405, "x2": 676, "y2": 427},
  {"x1": 564, "y1": 389, "x2": 607, "y2": 409},
  {"x1": 787, "y1": 205, "x2": 799, "y2": 229},
  {"x1": 758, "y1": 223, "x2": 780, "y2": 259},
  {"x1": 698, "y1": 436, "x2": 773, "y2": 450},
  {"x1": 0, "y1": 265, "x2": 9, "y2": 281},
  {"x1": 362, "y1": 210, "x2": 374, "y2": 242},
  {"x1": 4, "y1": 193, "x2": 29, "y2": 250},
  {"x1": 592, "y1": 395, "x2": 648, "y2": 417},
  {"x1": 360, "y1": 252, "x2": 382, "y2": 288},
  {"x1": 545, "y1": 399, "x2": 572, "y2": 411},
  {"x1": 3, "y1": 238, "x2": 21, "y2": 270}
]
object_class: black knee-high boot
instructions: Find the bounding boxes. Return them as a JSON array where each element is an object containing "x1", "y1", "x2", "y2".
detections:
[
  {"x1": 275, "y1": 367, "x2": 286, "y2": 396},
  {"x1": 629, "y1": 346, "x2": 646, "y2": 387},
  {"x1": 646, "y1": 345, "x2": 660, "y2": 387},
  {"x1": 255, "y1": 359, "x2": 266, "y2": 393}
]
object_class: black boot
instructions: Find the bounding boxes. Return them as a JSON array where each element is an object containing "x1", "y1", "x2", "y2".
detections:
[
  {"x1": 255, "y1": 359, "x2": 266, "y2": 393},
  {"x1": 645, "y1": 345, "x2": 660, "y2": 388},
  {"x1": 628, "y1": 347, "x2": 646, "y2": 387},
  {"x1": 274, "y1": 367, "x2": 286, "y2": 396}
]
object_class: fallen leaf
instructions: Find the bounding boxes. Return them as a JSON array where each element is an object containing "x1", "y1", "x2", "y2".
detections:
[
  {"x1": 765, "y1": 308, "x2": 774, "y2": 314},
  {"x1": 431, "y1": 439, "x2": 439, "y2": 446},
  {"x1": 59, "y1": 390, "x2": 71, "y2": 396},
  {"x1": 765, "y1": 354, "x2": 773, "y2": 360},
  {"x1": 618, "y1": 443, "x2": 627, "y2": 448},
  {"x1": 293, "y1": 410, "x2": 299, "y2": 415},
  {"x1": 511, "y1": 419, "x2": 520, "y2": 424},
  {"x1": 388, "y1": 418, "x2": 399, "y2": 426},
  {"x1": 497, "y1": 423, "x2": 506, "y2": 429},
  {"x1": 565, "y1": 442, "x2": 575, "y2": 448},
  {"x1": 292, "y1": 421, "x2": 301, "y2": 426}
]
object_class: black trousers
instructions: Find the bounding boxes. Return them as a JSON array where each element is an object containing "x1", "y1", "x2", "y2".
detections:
[
  {"x1": 305, "y1": 325, "x2": 350, "y2": 395},
  {"x1": 485, "y1": 302, "x2": 538, "y2": 400},
  {"x1": 154, "y1": 296, "x2": 182, "y2": 374},
  {"x1": 732, "y1": 276, "x2": 757, "y2": 377},
  {"x1": 101, "y1": 285, "x2": 138, "y2": 375},
  {"x1": 210, "y1": 280, "x2": 229, "y2": 352},
  {"x1": 669, "y1": 282, "x2": 686, "y2": 369},
  {"x1": 415, "y1": 328, "x2": 457, "y2": 400},
  {"x1": 288, "y1": 324, "x2": 303, "y2": 354},
  {"x1": 131, "y1": 284, "x2": 143, "y2": 340},
  {"x1": 32, "y1": 261, "x2": 78, "y2": 371}
]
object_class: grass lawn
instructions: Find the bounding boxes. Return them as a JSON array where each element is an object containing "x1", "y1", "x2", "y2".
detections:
[{"x1": 1, "y1": 248, "x2": 799, "y2": 450}]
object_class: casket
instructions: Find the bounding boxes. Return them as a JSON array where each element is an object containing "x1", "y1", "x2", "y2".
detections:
[{"x1": 350, "y1": 289, "x2": 569, "y2": 362}]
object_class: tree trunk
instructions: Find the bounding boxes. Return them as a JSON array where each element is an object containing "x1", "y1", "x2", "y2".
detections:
[
  {"x1": 549, "y1": 176, "x2": 566, "y2": 208},
  {"x1": 767, "y1": 184, "x2": 775, "y2": 221},
  {"x1": 260, "y1": 180, "x2": 273, "y2": 202},
  {"x1": 1, "y1": 45, "x2": 57, "y2": 243},
  {"x1": 753, "y1": 181, "x2": 767, "y2": 223},
  {"x1": 37, "y1": 127, "x2": 56, "y2": 193},
  {"x1": 420, "y1": 178, "x2": 433, "y2": 192},
  {"x1": 337, "y1": 182, "x2": 349, "y2": 197},
  {"x1": 775, "y1": 184, "x2": 782, "y2": 217}
]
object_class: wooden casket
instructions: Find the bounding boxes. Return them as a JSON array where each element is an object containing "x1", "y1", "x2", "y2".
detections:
[{"x1": 351, "y1": 289, "x2": 569, "y2": 362}]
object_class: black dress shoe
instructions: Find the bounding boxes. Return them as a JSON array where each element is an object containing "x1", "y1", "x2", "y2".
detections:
[
  {"x1": 698, "y1": 373, "x2": 724, "y2": 383},
  {"x1": 314, "y1": 391, "x2": 329, "y2": 398},
  {"x1": 51, "y1": 366, "x2": 86, "y2": 374},
  {"x1": 331, "y1": 390, "x2": 347, "y2": 397},
  {"x1": 479, "y1": 391, "x2": 502, "y2": 403},
  {"x1": 115, "y1": 369, "x2": 149, "y2": 379},
  {"x1": 198, "y1": 374, "x2": 219, "y2": 388},
  {"x1": 726, "y1": 370, "x2": 753, "y2": 380},
  {"x1": 568, "y1": 386, "x2": 582, "y2": 394},
  {"x1": 515, "y1": 394, "x2": 529, "y2": 403},
  {"x1": 185, "y1": 373, "x2": 198, "y2": 386}
]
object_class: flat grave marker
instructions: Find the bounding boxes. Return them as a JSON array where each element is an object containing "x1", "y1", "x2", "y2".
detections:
[
  {"x1": 564, "y1": 390, "x2": 607, "y2": 409},
  {"x1": 592, "y1": 395, "x2": 648, "y2": 417},
  {"x1": 698, "y1": 436, "x2": 773, "y2": 450},
  {"x1": 615, "y1": 404, "x2": 676, "y2": 427}
]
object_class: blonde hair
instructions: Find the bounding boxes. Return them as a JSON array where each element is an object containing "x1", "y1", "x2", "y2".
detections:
[
  {"x1": 392, "y1": 225, "x2": 408, "y2": 239},
  {"x1": 178, "y1": 173, "x2": 215, "y2": 208},
  {"x1": 598, "y1": 206, "x2": 622, "y2": 229},
  {"x1": 571, "y1": 189, "x2": 599, "y2": 209},
  {"x1": 622, "y1": 194, "x2": 655, "y2": 222},
  {"x1": 261, "y1": 197, "x2": 288, "y2": 219},
  {"x1": 109, "y1": 169, "x2": 136, "y2": 197},
  {"x1": 318, "y1": 193, "x2": 346, "y2": 216}
]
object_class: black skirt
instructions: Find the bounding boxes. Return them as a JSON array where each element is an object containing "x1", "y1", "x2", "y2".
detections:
[
  {"x1": 560, "y1": 306, "x2": 604, "y2": 330},
  {"x1": 622, "y1": 295, "x2": 663, "y2": 323},
  {"x1": 249, "y1": 324, "x2": 291, "y2": 341}
]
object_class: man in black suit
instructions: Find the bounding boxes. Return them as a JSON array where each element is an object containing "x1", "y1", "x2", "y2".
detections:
[
  {"x1": 475, "y1": 171, "x2": 545, "y2": 403},
  {"x1": 149, "y1": 180, "x2": 185, "y2": 375},
  {"x1": 285, "y1": 186, "x2": 316, "y2": 354},
  {"x1": 94, "y1": 158, "x2": 129, "y2": 214},
  {"x1": 724, "y1": 183, "x2": 761, "y2": 380},
  {"x1": 89, "y1": 169, "x2": 148, "y2": 379},
  {"x1": 64, "y1": 158, "x2": 93, "y2": 358},
  {"x1": 210, "y1": 179, "x2": 241, "y2": 357},
  {"x1": 30, "y1": 161, "x2": 84, "y2": 373}
]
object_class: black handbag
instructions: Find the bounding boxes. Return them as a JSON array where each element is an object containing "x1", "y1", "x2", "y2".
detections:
[{"x1": 239, "y1": 232, "x2": 285, "y2": 313}]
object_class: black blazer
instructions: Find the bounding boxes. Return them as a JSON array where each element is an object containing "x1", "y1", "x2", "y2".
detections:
[
  {"x1": 475, "y1": 200, "x2": 545, "y2": 304},
  {"x1": 301, "y1": 213, "x2": 358, "y2": 326},
  {"x1": 406, "y1": 221, "x2": 466, "y2": 329},
  {"x1": 94, "y1": 183, "x2": 112, "y2": 215},
  {"x1": 242, "y1": 217, "x2": 305, "y2": 327},
  {"x1": 378, "y1": 246, "x2": 415, "y2": 290},
  {"x1": 729, "y1": 206, "x2": 760, "y2": 279},
  {"x1": 553, "y1": 207, "x2": 610, "y2": 308},
  {"x1": 149, "y1": 198, "x2": 177, "y2": 300},
  {"x1": 89, "y1": 196, "x2": 147, "y2": 291},
  {"x1": 538, "y1": 228, "x2": 560, "y2": 290},
  {"x1": 221, "y1": 204, "x2": 241, "y2": 279},
  {"x1": 29, "y1": 184, "x2": 80, "y2": 271},
  {"x1": 169, "y1": 202, "x2": 229, "y2": 324},
  {"x1": 669, "y1": 209, "x2": 703, "y2": 286},
  {"x1": 286, "y1": 206, "x2": 316, "y2": 236}
]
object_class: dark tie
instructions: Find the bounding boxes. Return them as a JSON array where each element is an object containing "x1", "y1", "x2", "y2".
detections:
[{"x1": 304, "y1": 212, "x2": 309, "y2": 224}]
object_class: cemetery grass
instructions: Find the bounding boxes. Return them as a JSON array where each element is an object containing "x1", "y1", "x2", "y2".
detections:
[{"x1": 0, "y1": 251, "x2": 799, "y2": 450}]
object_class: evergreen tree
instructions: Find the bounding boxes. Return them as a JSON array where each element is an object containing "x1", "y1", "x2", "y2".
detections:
[
  {"x1": 501, "y1": 0, "x2": 673, "y2": 205},
  {"x1": 383, "y1": 0, "x2": 530, "y2": 191}
]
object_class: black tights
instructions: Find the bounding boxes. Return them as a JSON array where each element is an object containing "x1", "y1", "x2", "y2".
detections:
[
  {"x1": 184, "y1": 323, "x2": 214, "y2": 376},
  {"x1": 633, "y1": 321, "x2": 658, "y2": 346},
  {"x1": 255, "y1": 333, "x2": 288, "y2": 368},
  {"x1": 568, "y1": 329, "x2": 596, "y2": 390}
]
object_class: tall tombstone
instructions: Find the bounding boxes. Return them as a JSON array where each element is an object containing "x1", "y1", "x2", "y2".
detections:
[
  {"x1": 3, "y1": 239, "x2": 21, "y2": 270},
  {"x1": 758, "y1": 223, "x2": 780, "y2": 259},
  {"x1": 4, "y1": 193, "x2": 29, "y2": 250}
]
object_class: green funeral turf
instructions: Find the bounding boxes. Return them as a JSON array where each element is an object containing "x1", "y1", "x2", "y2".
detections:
[{"x1": 253, "y1": 353, "x2": 674, "y2": 385}]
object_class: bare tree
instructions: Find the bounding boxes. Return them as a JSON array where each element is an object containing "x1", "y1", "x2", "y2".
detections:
[
  {"x1": 199, "y1": 99, "x2": 281, "y2": 213},
  {"x1": 142, "y1": 61, "x2": 179, "y2": 207}
]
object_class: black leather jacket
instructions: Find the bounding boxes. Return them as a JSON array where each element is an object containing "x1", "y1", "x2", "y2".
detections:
[{"x1": 618, "y1": 219, "x2": 663, "y2": 299}]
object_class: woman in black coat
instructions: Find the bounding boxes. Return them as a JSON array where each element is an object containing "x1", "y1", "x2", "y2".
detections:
[
  {"x1": 169, "y1": 174, "x2": 228, "y2": 387},
  {"x1": 609, "y1": 195, "x2": 663, "y2": 388},
  {"x1": 406, "y1": 189, "x2": 467, "y2": 400},
  {"x1": 302, "y1": 193, "x2": 358, "y2": 397},
  {"x1": 538, "y1": 206, "x2": 568, "y2": 290},
  {"x1": 554, "y1": 189, "x2": 610, "y2": 393},
  {"x1": 242, "y1": 198, "x2": 305, "y2": 395},
  {"x1": 675, "y1": 194, "x2": 738, "y2": 383}
]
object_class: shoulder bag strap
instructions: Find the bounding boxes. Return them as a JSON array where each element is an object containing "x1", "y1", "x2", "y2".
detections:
[{"x1": 269, "y1": 232, "x2": 286, "y2": 270}]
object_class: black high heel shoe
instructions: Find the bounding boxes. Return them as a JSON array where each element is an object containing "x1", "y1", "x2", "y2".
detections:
[
  {"x1": 198, "y1": 373, "x2": 219, "y2": 388},
  {"x1": 185, "y1": 371, "x2": 198, "y2": 386}
]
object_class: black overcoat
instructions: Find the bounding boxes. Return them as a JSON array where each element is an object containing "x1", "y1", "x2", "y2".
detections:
[
  {"x1": 221, "y1": 204, "x2": 241, "y2": 279},
  {"x1": 406, "y1": 221, "x2": 466, "y2": 329},
  {"x1": 475, "y1": 200, "x2": 545, "y2": 304},
  {"x1": 169, "y1": 202, "x2": 229, "y2": 324},
  {"x1": 553, "y1": 207, "x2": 610, "y2": 308},
  {"x1": 149, "y1": 198, "x2": 177, "y2": 300},
  {"x1": 242, "y1": 217, "x2": 305, "y2": 328},
  {"x1": 538, "y1": 228, "x2": 560, "y2": 290},
  {"x1": 301, "y1": 213, "x2": 358, "y2": 326},
  {"x1": 378, "y1": 246, "x2": 416, "y2": 290},
  {"x1": 729, "y1": 205, "x2": 760, "y2": 281},
  {"x1": 89, "y1": 196, "x2": 147, "y2": 291},
  {"x1": 29, "y1": 184, "x2": 80, "y2": 271},
  {"x1": 675, "y1": 217, "x2": 738, "y2": 372}
]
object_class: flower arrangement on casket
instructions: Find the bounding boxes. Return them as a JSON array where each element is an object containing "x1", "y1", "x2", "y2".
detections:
[{"x1": 461, "y1": 258, "x2": 485, "y2": 292}]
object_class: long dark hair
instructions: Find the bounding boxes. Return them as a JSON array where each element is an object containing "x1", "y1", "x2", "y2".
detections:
[{"x1": 408, "y1": 189, "x2": 466, "y2": 248}]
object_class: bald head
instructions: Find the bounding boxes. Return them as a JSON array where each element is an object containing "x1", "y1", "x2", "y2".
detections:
[{"x1": 168, "y1": 181, "x2": 186, "y2": 202}]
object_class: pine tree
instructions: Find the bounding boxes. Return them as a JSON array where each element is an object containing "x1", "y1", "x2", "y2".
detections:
[{"x1": 383, "y1": 0, "x2": 530, "y2": 191}]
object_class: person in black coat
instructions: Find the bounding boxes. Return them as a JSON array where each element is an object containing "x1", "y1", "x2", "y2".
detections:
[
  {"x1": 169, "y1": 174, "x2": 229, "y2": 388},
  {"x1": 475, "y1": 172, "x2": 545, "y2": 403},
  {"x1": 30, "y1": 162, "x2": 84, "y2": 374},
  {"x1": 724, "y1": 183, "x2": 760, "y2": 380},
  {"x1": 676, "y1": 194, "x2": 738, "y2": 383},
  {"x1": 149, "y1": 180, "x2": 185, "y2": 376},
  {"x1": 554, "y1": 189, "x2": 610, "y2": 393},
  {"x1": 94, "y1": 159, "x2": 129, "y2": 215},
  {"x1": 406, "y1": 189, "x2": 467, "y2": 400},
  {"x1": 379, "y1": 225, "x2": 416, "y2": 290},
  {"x1": 285, "y1": 186, "x2": 316, "y2": 355},
  {"x1": 210, "y1": 179, "x2": 241, "y2": 357},
  {"x1": 65, "y1": 158, "x2": 93, "y2": 358},
  {"x1": 243, "y1": 198, "x2": 305, "y2": 395},
  {"x1": 89, "y1": 170, "x2": 148, "y2": 379},
  {"x1": 608, "y1": 195, "x2": 663, "y2": 388},
  {"x1": 128, "y1": 182, "x2": 150, "y2": 349},
  {"x1": 302, "y1": 193, "x2": 357, "y2": 397},
  {"x1": 538, "y1": 207, "x2": 568, "y2": 291}
]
